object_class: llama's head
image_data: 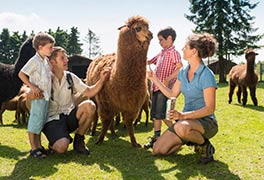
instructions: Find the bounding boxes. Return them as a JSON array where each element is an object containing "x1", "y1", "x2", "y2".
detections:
[
  {"x1": 245, "y1": 48, "x2": 258, "y2": 62},
  {"x1": 117, "y1": 16, "x2": 153, "y2": 51},
  {"x1": 14, "y1": 37, "x2": 36, "y2": 71}
]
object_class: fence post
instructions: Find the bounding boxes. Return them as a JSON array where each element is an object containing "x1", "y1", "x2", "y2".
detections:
[{"x1": 260, "y1": 63, "x2": 263, "y2": 82}]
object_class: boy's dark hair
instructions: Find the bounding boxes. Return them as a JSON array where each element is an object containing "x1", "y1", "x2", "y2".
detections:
[{"x1": 158, "y1": 26, "x2": 176, "y2": 42}]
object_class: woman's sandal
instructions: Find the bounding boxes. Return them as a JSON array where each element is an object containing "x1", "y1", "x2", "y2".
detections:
[{"x1": 30, "y1": 148, "x2": 47, "y2": 159}]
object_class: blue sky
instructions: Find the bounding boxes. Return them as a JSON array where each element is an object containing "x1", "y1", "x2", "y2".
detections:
[{"x1": 0, "y1": 0, "x2": 263, "y2": 63}]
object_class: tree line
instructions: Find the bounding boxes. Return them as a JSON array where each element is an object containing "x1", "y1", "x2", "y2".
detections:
[
  {"x1": 186, "y1": 0, "x2": 263, "y2": 82},
  {"x1": 1, "y1": 0, "x2": 263, "y2": 82},
  {"x1": 0, "y1": 27, "x2": 102, "y2": 64}
]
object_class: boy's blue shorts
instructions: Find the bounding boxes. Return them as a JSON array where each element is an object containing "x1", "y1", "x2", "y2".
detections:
[{"x1": 28, "y1": 99, "x2": 49, "y2": 134}]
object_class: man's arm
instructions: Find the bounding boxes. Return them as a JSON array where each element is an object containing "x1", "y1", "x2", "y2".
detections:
[{"x1": 82, "y1": 67, "x2": 111, "y2": 98}]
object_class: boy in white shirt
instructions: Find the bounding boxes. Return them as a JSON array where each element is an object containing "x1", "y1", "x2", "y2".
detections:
[{"x1": 19, "y1": 32, "x2": 55, "y2": 158}]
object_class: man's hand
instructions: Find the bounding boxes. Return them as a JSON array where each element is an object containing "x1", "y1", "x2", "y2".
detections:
[{"x1": 100, "y1": 67, "x2": 112, "y2": 81}]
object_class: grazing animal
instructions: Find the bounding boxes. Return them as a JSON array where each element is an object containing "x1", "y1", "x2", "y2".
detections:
[
  {"x1": 0, "y1": 38, "x2": 35, "y2": 107},
  {"x1": 16, "y1": 86, "x2": 31, "y2": 124},
  {"x1": 228, "y1": 49, "x2": 258, "y2": 106},
  {"x1": 86, "y1": 16, "x2": 153, "y2": 147},
  {"x1": 0, "y1": 85, "x2": 29, "y2": 124},
  {"x1": 0, "y1": 96, "x2": 19, "y2": 125}
]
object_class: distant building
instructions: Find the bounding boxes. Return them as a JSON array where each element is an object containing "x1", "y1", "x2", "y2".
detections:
[
  {"x1": 68, "y1": 55, "x2": 92, "y2": 79},
  {"x1": 206, "y1": 59, "x2": 237, "y2": 75}
]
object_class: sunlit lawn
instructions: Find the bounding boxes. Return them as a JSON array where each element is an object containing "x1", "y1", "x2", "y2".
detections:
[{"x1": 0, "y1": 82, "x2": 263, "y2": 180}]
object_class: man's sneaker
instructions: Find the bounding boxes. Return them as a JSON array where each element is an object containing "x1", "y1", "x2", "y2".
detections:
[
  {"x1": 195, "y1": 139, "x2": 215, "y2": 164},
  {"x1": 144, "y1": 136, "x2": 158, "y2": 149},
  {"x1": 73, "y1": 134, "x2": 90, "y2": 155}
]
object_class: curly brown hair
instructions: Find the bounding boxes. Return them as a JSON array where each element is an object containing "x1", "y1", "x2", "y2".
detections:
[{"x1": 187, "y1": 33, "x2": 217, "y2": 59}]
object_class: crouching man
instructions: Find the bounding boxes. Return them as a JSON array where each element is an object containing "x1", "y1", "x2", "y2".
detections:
[{"x1": 28, "y1": 46, "x2": 111, "y2": 155}]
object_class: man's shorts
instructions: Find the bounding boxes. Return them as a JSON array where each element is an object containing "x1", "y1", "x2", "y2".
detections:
[
  {"x1": 42, "y1": 108, "x2": 79, "y2": 146},
  {"x1": 150, "y1": 90, "x2": 168, "y2": 120},
  {"x1": 28, "y1": 99, "x2": 49, "y2": 134}
]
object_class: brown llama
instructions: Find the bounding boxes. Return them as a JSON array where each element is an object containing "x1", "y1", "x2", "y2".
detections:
[
  {"x1": 228, "y1": 49, "x2": 258, "y2": 106},
  {"x1": 0, "y1": 85, "x2": 29, "y2": 124},
  {"x1": 16, "y1": 86, "x2": 31, "y2": 124},
  {"x1": 86, "y1": 16, "x2": 153, "y2": 147}
]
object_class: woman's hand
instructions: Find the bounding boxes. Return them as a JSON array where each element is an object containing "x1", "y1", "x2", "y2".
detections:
[
  {"x1": 167, "y1": 109, "x2": 182, "y2": 121},
  {"x1": 147, "y1": 67, "x2": 156, "y2": 81}
]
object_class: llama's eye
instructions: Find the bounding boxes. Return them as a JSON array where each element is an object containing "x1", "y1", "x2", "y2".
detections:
[{"x1": 135, "y1": 27, "x2": 142, "y2": 32}]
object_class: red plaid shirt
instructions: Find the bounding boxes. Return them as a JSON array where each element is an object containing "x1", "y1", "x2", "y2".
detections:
[{"x1": 150, "y1": 46, "x2": 181, "y2": 92}]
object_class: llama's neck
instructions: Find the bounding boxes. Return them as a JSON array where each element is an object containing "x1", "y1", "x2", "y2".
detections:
[
  {"x1": 14, "y1": 60, "x2": 27, "y2": 75},
  {"x1": 246, "y1": 59, "x2": 255, "y2": 75},
  {"x1": 115, "y1": 50, "x2": 147, "y2": 81}
]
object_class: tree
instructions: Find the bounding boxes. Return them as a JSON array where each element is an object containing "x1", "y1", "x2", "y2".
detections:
[
  {"x1": 9, "y1": 31, "x2": 22, "y2": 63},
  {"x1": 185, "y1": 0, "x2": 263, "y2": 83},
  {"x1": 0, "y1": 28, "x2": 12, "y2": 64},
  {"x1": 66, "y1": 27, "x2": 82, "y2": 56},
  {"x1": 83, "y1": 29, "x2": 102, "y2": 58},
  {"x1": 48, "y1": 27, "x2": 69, "y2": 50}
]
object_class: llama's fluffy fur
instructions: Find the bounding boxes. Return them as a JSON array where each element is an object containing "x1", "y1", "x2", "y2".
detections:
[
  {"x1": 228, "y1": 49, "x2": 258, "y2": 106},
  {"x1": 86, "y1": 16, "x2": 153, "y2": 147},
  {"x1": 0, "y1": 38, "x2": 35, "y2": 107}
]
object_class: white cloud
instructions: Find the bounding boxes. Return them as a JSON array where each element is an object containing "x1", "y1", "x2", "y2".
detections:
[{"x1": 0, "y1": 12, "x2": 50, "y2": 34}]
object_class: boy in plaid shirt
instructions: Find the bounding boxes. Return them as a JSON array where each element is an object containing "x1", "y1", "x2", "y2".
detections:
[{"x1": 144, "y1": 26, "x2": 182, "y2": 149}]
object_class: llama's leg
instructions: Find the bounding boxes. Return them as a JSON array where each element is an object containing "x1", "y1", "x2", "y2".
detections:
[
  {"x1": 228, "y1": 82, "x2": 235, "y2": 104},
  {"x1": 109, "y1": 118, "x2": 117, "y2": 137},
  {"x1": 142, "y1": 97, "x2": 150, "y2": 126},
  {"x1": 96, "y1": 117, "x2": 112, "y2": 145},
  {"x1": 134, "y1": 109, "x2": 143, "y2": 126},
  {"x1": 115, "y1": 113, "x2": 121, "y2": 126},
  {"x1": 241, "y1": 86, "x2": 248, "y2": 106},
  {"x1": 123, "y1": 112, "x2": 140, "y2": 147},
  {"x1": 144, "y1": 105, "x2": 149, "y2": 126},
  {"x1": 90, "y1": 112, "x2": 98, "y2": 136},
  {"x1": 16, "y1": 105, "x2": 21, "y2": 124},
  {"x1": 22, "y1": 111, "x2": 26, "y2": 124},
  {"x1": 0, "y1": 104, "x2": 6, "y2": 125},
  {"x1": 249, "y1": 86, "x2": 258, "y2": 106},
  {"x1": 237, "y1": 86, "x2": 242, "y2": 104}
]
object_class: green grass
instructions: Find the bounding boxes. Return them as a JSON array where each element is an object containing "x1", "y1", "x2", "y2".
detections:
[{"x1": 1, "y1": 83, "x2": 264, "y2": 180}]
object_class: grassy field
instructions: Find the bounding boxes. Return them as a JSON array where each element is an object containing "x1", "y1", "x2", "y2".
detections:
[{"x1": 0, "y1": 82, "x2": 263, "y2": 180}]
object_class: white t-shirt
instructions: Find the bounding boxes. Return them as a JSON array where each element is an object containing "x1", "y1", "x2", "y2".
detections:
[{"x1": 21, "y1": 53, "x2": 52, "y2": 101}]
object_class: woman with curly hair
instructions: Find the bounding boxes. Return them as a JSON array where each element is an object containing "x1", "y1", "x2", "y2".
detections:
[{"x1": 147, "y1": 33, "x2": 218, "y2": 164}]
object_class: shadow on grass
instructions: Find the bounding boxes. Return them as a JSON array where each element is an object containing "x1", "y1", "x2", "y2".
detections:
[
  {"x1": 0, "y1": 123, "x2": 27, "y2": 129},
  {"x1": 90, "y1": 119, "x2": 153, "y2": 138},
  {"x1": 1, "y1": 137, "x2": 165, "y2": 180},
  {"x1": 0, "y1": 144, "x2": 27, "y2": 160},
  {"x1": 1, "y1": 135, "x2": 240, "y2": 179},
  {"x1": 160, "y1": 154, "x2": 240, "y2": 180},
  {"x1": 232, "y1": 103, "x2": 264, "y2": 112}
]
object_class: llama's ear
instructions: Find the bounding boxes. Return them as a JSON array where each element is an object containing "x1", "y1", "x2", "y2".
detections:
[
  {"x1": 118, "y1": 25, "x2": 126, "y2": 30},
  {"x1": 118, "y1": 25, "x2": 129, "y2": 30}
]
